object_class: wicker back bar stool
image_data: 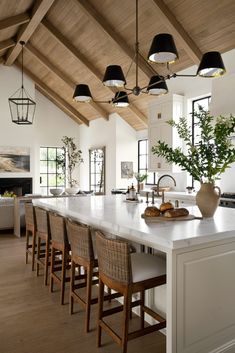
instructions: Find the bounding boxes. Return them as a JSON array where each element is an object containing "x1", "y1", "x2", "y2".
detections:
[
  {"x1": 49, "y1": 212, "x2": 71, "y2": 305},
  {"x1": 35, "y1": 207, "x2": 51, "y2": 286},
  {"x1": 66, "y1": 219, "x2": 99, "y2": 332},
  {"x1": 25, "y1": 202, "x2": 36, "y2": 271},
  {"x1": 95, "y1": 231, "x2": 167, "y2": 353}
]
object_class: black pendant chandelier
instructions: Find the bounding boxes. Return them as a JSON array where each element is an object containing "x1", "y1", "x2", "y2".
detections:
[
  {"x1": 9, "y1": 41, "x2": 36, "y2": 125},
  {"x1": 73, "y1": 0, "x2": 226, "y2": 107}
]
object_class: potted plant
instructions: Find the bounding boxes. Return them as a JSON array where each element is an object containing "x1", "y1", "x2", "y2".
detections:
[
  {"x1": 134, "y1": 172, "x2": 148, "y2": 192},
  {"x1": 57, "y1": 136, "x2": 83, "y2": 195},
  {"x1": 152, "y1": 107, "x2": 235, "y2": 217}
]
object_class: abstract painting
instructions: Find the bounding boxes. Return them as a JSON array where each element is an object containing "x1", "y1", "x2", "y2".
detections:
[
  {"x1": 121, "y1": 161, "x2": 133, "y2": 178},
  {"x1": 0, "y1": 146, "x2": 30, "y2": 172}
]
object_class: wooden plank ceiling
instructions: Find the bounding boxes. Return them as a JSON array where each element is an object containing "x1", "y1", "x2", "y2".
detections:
[{"x1": 0, "y1": 0, "x2": 235, "y2": 129}]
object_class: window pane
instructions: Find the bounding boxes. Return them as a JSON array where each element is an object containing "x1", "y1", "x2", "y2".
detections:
[
  {"x1": 48, "y1": 161, "x2": 56, "y2": 173},
  {"x1": 48, "y1": 148, "x2": 56, "y2": 160},
  {"x1": 48, "y1": 174, "x2": 57, "y2": 187},
  {"x1": 40, "y1": 148, "x2": 47, "y2": 160},
  {"x1": 139, "y1": 155, "x2": 147, "y2": 169},
  {"x1": 139, "y1": 140, "x2": 147, "y2": 155},
  {"x1": 57, "y1": 174, "x2": 65, "y2": 186}
]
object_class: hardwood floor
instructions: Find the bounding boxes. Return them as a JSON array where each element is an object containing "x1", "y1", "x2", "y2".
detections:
[{"x1": 0, "y1": 232, "x2": 166, "y2": 353}]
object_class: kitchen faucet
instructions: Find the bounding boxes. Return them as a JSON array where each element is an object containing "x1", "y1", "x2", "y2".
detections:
[{"x1": 156, "y1": 174, "x2": 176, "y2": 198}]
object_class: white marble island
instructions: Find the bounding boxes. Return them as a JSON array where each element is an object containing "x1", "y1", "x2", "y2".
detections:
[{"x1": 33, "y1": 195, "x2": 235, "y2": 353}]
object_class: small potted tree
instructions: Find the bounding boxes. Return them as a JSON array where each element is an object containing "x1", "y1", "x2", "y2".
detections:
[
  {"x1": 57, "y1": 136, "x2": 83, "y2": 195},
  {"x1": 134, "y1": 172, "x2": 148, "y2": 192}
]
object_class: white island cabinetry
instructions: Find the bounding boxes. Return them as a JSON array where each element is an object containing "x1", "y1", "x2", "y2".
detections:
[{"x1": 148, "y1": 94, "x2": 184, "y2": 172}]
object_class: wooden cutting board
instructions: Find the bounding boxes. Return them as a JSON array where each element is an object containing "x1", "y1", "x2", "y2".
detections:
[{"x1": 141, "y1": 214, "x2": 202, "y2": 222}]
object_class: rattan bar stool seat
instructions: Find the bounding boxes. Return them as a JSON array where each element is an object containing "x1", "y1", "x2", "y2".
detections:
[{"x1": 95, "y1": 231, "x2": 167, "y2": 353}]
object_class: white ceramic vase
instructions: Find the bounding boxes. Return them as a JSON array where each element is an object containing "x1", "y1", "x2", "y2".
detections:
[
  {"x1": 196, "y1": 182, "x2": 221, "y2": 218},
  {"x1": 65, "y1": 187, "x2": 79, "y2": 195}
]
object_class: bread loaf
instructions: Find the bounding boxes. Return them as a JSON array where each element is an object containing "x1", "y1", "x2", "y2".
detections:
[
  {"x1": 164, "y1": 208, "x2": 189, "y2": 218},
  {"x1": 144, "y1": 206, "x2": 160, "y2": 217},
  {"x1": 160, "y1": 202, "x2": 174, "y2": 213}
]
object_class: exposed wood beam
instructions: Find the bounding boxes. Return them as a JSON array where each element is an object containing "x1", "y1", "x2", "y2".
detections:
[
  {"x1": 151, "y1": 0, "x2": 202, "y2": 64},
  {"x1": 5, "y1": 0, "x2": 56, "y2": 66},
  {"x1": 76, "y1": 0, "x2": 153, "y2": 78},
  {"x1": 0, "y1": 12, "x2": 30, "y2": 31},
  {"x1": 42, "y1": 19, "x2": 147, "y2": 127},
  {"x1": 15, "y1": 62, "x2": 89, "y2": 126},
  {"x1": 0, "y1": 39, "x2": 15, "y2": 52},
  {"x1": 25, "y1": 43, "x2": 109, "y2": 120}
]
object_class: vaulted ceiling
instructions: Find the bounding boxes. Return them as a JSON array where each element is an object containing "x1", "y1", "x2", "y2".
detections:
[{"x1": 1, "y1": 0, "x2": 235, "y2": 130}]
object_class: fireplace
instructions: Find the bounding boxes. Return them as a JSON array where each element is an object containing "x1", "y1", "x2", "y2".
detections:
[{"x1": 0, "y1": 178, "x2": 32, "y2": 196}]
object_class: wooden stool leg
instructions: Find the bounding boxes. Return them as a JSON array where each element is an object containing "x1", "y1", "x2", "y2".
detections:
[
  {"x1": 97, "y1": 279, "x2": 104, "y2": 347},
  {"x1": 44, "y1": 237, "x2": 50, "y2": 286},
  {"x1": 50, "y1": 246, "x2": 55, "y2": 293},
  {"x1": 85, "y1": 264, "x2": 93, "y2": 332},
  {"x1": 36, "y1": 236, "x2": 41, "y2": 277},
  {"x1": 140, "y1": 290, "x2": 145, "y2": 329},
  {"x1": 70, "y1": 260, "x2": 75, "y2": 315},
  {"x1": 61, "y1": 248, "x2": 66, "y2": 305},
  {"x1": 31, "y1": 231, "x2": 36, "y2": 271},
  {"x1": 26, "y1": 229, "x2": 29, "y2": 264},
  {"x1": 122, "y1": 290, "x2": 131, "y2": 353}
]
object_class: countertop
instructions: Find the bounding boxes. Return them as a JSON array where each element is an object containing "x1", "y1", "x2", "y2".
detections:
[{"x1": 33, "y1": 195, "x2": 235, "y2": 252}]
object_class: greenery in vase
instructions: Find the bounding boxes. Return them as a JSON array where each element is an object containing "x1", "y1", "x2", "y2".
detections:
[
  {"x1": 134, "y1": 172, "x2": 148, "y2": 183},
  {"x1": 57, "y1": 136, "x2": 83, "y2": 188},
  {"x1": 152, "y1": 107, "x2": 235, "y2": 183}
]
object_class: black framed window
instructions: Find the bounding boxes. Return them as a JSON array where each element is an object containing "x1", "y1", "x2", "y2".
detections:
[
  {"x1": 192, "y1": 96, "x2": 211, "y2": 145},
  {"x1": 190, "y1": 96, "x2": 211, "y2": 188},
  {"x1": 138, "y1": 139, "x2": 156, "y2": 185},
  {"x1": 40, "y1": 147, "x2": 65, "y2": 195},
  {"x1": 89, "y1": 147, "x2": 105, "y2": 194}
]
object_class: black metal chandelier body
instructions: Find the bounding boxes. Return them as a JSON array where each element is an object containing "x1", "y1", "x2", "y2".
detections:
[
  {"x1": 73, "y1": 0, "x2": 226, "y2": 108},
  {"x1": 9, "y1": 41, "x2": 36, "y2": 125}
]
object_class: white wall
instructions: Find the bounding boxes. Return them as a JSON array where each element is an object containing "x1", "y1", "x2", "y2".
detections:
[{"x1": 0, "y1": 65, "x2": 79, "y2": 193}]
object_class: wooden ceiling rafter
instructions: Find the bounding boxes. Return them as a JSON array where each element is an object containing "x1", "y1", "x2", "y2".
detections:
[
  {"x1": 0, "y1": 12, "x2": 30, "y2": 31},
  {"x1": 76, "y1": 0, "x2": 153, "y2": 79},
  {"x1": 25, "y1": 43, "x2": 109, "y2": 120},
  {"x1": 5, "y1": 0, "x2": 56, "y2": 66},
  {"x1": 0, "y1": 39, "x2": 15, "y2": 52},
  {"x1": 151, "y1": 0, "x2": 202, "y2": 64},
  {"x1": 41, "y1": 19, "x2": 148, "y2": 127},
  {"x1": 15, "y1": 62, "x2": 89, "y2": 126}
]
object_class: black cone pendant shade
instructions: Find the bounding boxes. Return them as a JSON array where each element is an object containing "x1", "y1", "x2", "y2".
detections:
[
  {"x1": 148, "y1": 33, "x2": 178, "y2": 64},
  {"x1": 103, "y1": 65, "x2": 126, "y2": 87},
  {"x1": 73, "y1": 84, "x2": 92, "y2": 102},
  {"x1": 147, "y1": 75, "x2": 168, "y2": 95},
  {"x1": 197, "y1": 51, "x2": 226, "y2": 77},
  {"x1": 112, "y1": 91, "x2": 129, "y2": 107}
]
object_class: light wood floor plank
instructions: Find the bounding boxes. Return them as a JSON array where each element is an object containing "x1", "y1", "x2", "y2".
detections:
[{"x1": 0, "y1": 232, "x2": 166, "y2": 353}]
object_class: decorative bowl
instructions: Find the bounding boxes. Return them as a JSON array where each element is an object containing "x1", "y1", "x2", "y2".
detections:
[
  {"x1": 65, "y1": 187, "x2": 80, "y2": 195},
  {"x1": 50, "y1": 188, "x2": 63, "y2": 196}
]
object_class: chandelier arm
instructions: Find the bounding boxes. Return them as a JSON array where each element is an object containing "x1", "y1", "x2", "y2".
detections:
[
  {"x1": 124, "y1": 86, "x2": 134, "y2": 91},
  {"x1": 174, "y1": 73, "x2": 197, "y2": 78},
  {"x1": 138, "y1": 51, "x2": 161, "y2": 76}
]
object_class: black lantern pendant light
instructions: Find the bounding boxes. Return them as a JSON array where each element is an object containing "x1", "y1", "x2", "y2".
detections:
[{"x1": 9, "y1": 41, "x2": 36, "y2": 125}]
